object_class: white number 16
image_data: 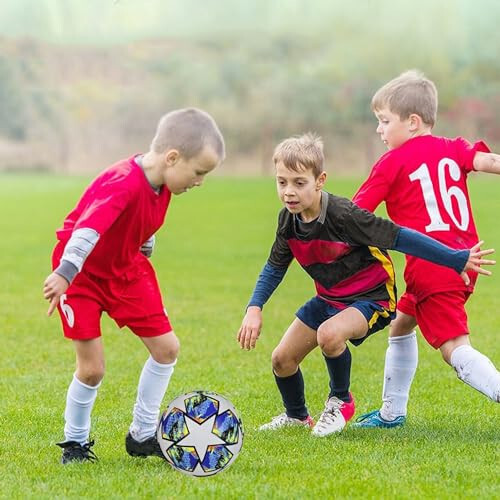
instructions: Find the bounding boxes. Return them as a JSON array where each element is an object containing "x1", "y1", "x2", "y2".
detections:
[{"x1": 409, "y1": 158, "x2": 470, "y2": 233}]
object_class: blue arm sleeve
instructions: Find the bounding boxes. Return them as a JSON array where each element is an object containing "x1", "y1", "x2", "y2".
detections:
[
  {"x1": 247, "y1": 263, "x2": 287, "y2": 309},
  {"x1": 393, "y1": 227, "x2": 469, "y2": 274}
]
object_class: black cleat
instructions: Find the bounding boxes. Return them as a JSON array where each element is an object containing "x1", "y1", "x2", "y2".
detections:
[
  {"x1": 125, "y1": 432, "x2": 165, "y2": 459},
  {"x1": 56, "y1": 440, "x2": 98, "y2": 464}
]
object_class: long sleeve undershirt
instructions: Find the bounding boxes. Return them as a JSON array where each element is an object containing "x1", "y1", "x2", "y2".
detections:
[{"x1": 247, "y1": 227, "x2": 469, "y2": 309}]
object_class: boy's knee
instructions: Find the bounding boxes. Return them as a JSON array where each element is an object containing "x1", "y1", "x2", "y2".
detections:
[
  {"x1": 271, "y1": 348, "x2": 296, "y2": 376},
  {"x1": 440, "y1": 336, "x2": 470, "y2": 366},
  {"x1": 150, "y1": 332, "x2": 180, "y2": 364},
  {"x1": 317, "y1": 324, "x2": 340, "y2": 354},
  {"x1": 77, "y1": 362, "x2": 105, "y2": 387}
]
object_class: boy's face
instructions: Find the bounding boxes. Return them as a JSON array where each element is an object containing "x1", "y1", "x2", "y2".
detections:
[
  {"x1": 163, "y1": 147, "x2": 220, "y2": 195},
  {"x1": 275, "y1": 162, "x2": 326, "y2": 216},
  {"x1": 374, "y1": 107, "x2": 414, "y2": 150}
]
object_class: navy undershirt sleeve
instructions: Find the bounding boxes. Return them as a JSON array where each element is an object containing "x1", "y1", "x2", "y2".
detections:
[
  {"x1": 392, "y1": 227, "x2": 469, "y2": 274},
  {"x1": 247, "y1": 262, "x2": 287, "y2": 309}
]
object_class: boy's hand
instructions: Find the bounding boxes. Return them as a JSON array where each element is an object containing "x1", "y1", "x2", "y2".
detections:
[
  {"x1": 237, "y1": 306, "x2": 263, "y2": 350},
  {"x1": 461, "y1": 240, "x2": 495, "y2": 285},
  {"x1": 43, "y1": 272, "x2": 69, "y2": 316}
]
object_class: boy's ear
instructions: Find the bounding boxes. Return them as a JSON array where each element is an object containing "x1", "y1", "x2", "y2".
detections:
[
  {"x1": 316, "y1": 171, "x2": 327, "y2": 189},
  {"x1": 164, "y1": 149, "x2": 180, "y2": 166},
  {"x1": 408, "y1": 113, "x2": 423, "y2": 132}
]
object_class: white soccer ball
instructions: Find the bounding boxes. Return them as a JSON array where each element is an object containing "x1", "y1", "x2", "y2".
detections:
[{"x1": 157, "y1": 390, "x2": 244, "y2": 477}]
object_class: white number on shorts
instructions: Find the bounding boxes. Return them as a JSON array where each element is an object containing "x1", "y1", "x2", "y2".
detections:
[
  {"x1": 409, "y1": 158, "x2": 470, "y2": 232},
  {"x1": 60, "y1": 294, "x2": 75, "y2": 328}
]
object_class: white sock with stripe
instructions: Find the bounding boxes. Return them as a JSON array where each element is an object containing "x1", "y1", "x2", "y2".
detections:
[
  {"x1": 380, "y1": 331, "x2": 418, "y2": 421},
  {"x1": 450, "y1": 345, "x2": 500, "y2": 402}
]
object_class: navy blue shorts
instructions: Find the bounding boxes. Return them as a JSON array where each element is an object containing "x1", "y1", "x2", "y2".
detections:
[{"x1": 296, "y1": 296, "x2": 396, "y2": 346}]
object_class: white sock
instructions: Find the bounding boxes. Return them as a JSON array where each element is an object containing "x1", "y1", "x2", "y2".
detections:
[
  {"x1": 380, "y1": 331, "x2": 418, "y2": 420},
  {"x1": 450, "y1": 345, "x2": 500, "y2": 402},
  {"x1": 129, "y1": 356, "x2": 176, "y2": 442},
  {"x1": 63, "y1": 374, "x2": 101, "y2": 445}
]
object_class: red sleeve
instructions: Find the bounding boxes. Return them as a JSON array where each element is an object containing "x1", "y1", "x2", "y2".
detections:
[
  {"x1": 74, "y1": 175, "x2": 133, "y2": 235},
  {"x1": 352, "y1": 157, "x2": 391, "y2": 212},
  {"x1": 454, "y1": 137, "x2": 490, "y2": 173}
]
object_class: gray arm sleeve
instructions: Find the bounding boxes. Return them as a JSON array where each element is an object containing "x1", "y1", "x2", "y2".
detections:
[
  {"x1": 54, "y1": 228, "x2": 100, "y2": 284},
  {"x1": 140, "y1": 234, "x2": 156, "y2": 258}
]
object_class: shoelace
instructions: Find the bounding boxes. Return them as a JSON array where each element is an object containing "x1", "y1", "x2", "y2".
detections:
[
  {"x1": 60, "y1": 439, "x2": 99, "y2": 462},
  {"x1": 315, "y1": 399, "x2": 343, "y2": 429},
  {"x1": 268, "y1": 413, "x2": 289, "y2": 428},
  {"x1": 81, "y1": 440, "x2": 98, "y2": 462},
  {"x1": 263, "y1": 413, "x2": 300, "y2": 429},
  {"x1": 354, "y1": 410, "x2": 378, "y2": 423}
]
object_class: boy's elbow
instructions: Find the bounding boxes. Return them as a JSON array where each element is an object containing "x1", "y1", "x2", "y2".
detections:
[{"x1": 474, "y1": 153, "x2": 500, "y2": 174}]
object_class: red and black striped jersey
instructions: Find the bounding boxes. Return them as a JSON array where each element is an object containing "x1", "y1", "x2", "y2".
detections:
[{"x1": 268, "y1": 191, "x2": 399, "y2": 309}]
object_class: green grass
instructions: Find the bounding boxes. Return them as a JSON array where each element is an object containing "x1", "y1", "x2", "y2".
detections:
[{"x1": 0, "y1": 173, "x2": 499, "y2": 499}]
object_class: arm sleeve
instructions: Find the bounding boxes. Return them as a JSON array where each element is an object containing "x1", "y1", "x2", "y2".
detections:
[
  {"x1": 267, "y1": 211, "x2": 294, "y2": 269},
  {"x1": 247, "y1": 263, "x2": 287, "y2": 309},
  {"x1": 54, "y1": 227, "x2": 100, "y2": 284},
  {"x1": 340, "y1": 202, "x2": 400, "y2": 249},
  {"x1": 392, "y1": 227, "x2": 469, "y2": 273},
  {"x1": 454, "y1": 137, "x2": 490, "y2": 173},
  {"x1": 140, "y1": 234, "x2": 156, "y2": 258}
]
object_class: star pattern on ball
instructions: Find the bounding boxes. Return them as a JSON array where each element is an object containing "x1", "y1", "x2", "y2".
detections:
[{"x1": 175, "y1": 413, "x2": 226, "y2": 461}]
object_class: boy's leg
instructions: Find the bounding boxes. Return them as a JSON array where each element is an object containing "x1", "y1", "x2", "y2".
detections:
[
  {"x1": 312, "y1": 306, "x2": 366, "y2": 436},
  {"x1": 64, "y1": 338, "x2": 105, "y2": 442},
  {"x1": 417, "y1": 291, "x2": 499, "y2": 402},
  {"x1": 107, "y1": 257, "x2": 178, "y2": 454},
  {"x1": 380, "y1": 309, "x2": 418, "y2": 421},
  {"x1": 442, "y1": 335, "x2": 500, "y2": 402},
  {"x1": 128, "y1": 332, "x2": 179, "y2": 446},
  {"x1": 354, "y1": 294, "x2": 418, "y2": 428},
  {"x1": 260, "y1": 317, "x2": 317, "y2": 429},
  {"x1": 51, "y1": 265, "x2": 106, "y2": 462},
  {"x1": 57, "y1": 338, "x2": 104, "y2": 463}
]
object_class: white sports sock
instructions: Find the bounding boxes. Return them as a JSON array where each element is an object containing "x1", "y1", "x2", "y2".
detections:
[
  {"x1": 129, "y1": 356, "x2": 176, "y2": 442},
  {"x1": 380, "y1": 331, "x2": 418, "y2": 420},
  {"x1": 450, "y1": 345, "x2": 500, "y2": 402},
  {"x1": 64, "y1": 374, "x2": 101, "y2": 445}
]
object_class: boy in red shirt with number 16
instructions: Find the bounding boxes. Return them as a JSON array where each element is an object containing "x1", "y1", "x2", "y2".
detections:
[{"x1": 353, "y1": 71, "x2": 500, "y2": 428}]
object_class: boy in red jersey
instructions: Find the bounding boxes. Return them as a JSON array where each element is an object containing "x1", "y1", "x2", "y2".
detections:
[
  {"x1": 352, "y1": 71, "x2": 500, "y2": 429},
  {"x1": 237, "y1": 133, "x2": 493, "y2": 437},
  {"x1": 43, "y1": 108, "x2": 225, "y2": 463}
]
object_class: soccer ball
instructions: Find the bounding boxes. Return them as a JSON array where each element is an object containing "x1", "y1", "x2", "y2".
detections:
[{"x1": 157, "y1": 390, "x2": 244, "y2": 477}]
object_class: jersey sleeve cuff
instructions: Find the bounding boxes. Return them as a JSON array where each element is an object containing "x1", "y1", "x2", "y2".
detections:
[{"x1": 54, "y1": 260, "x2": 79, "y2": 285}]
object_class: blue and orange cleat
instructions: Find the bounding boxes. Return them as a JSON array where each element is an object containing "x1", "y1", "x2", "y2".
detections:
[{"x1": 352, "y1": 409, "x2": 406, "y2": 428}]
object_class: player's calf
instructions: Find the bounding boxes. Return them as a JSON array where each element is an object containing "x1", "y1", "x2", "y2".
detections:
[{"x1": 450, "y1": 345, "x2": 500, "y2": 402}]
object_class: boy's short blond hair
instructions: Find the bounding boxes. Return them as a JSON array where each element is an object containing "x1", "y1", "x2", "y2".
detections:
[
  {"x1": 151, "y1": 107, "x2": 225, "y2": 160},
  {"x1": 273, "y1": 133, "x2": 324, "y2": 178},
  {"x1": 372, "y1": 70, "x2": 438, "y2": 126}
]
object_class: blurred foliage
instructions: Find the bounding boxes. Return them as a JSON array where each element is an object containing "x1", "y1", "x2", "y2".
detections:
[{"x1": 0, "y1": 0, "x2": 498, "y2": 172}]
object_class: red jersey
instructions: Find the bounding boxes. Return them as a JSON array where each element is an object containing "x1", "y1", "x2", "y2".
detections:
[
  {"x1": 56, "y1": 155, "x2": 172, "y2": 279},
  {"x1": 353, "y1": 135, "x2": 489, "y2": 300}
]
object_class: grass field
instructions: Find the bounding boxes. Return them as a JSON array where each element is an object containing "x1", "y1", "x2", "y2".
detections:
[{"x1": 1, "y1": 173, "x2": 499, "y2": 499}]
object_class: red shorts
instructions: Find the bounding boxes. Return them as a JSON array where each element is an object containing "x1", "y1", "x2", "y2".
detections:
[
  {"x1": 52, "y1": 242, "x2": 172, "y2": 340},
  {"x1": 397, "y1": 290, "x2": 470, "y2": 349}
]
